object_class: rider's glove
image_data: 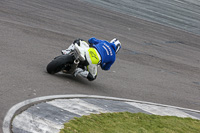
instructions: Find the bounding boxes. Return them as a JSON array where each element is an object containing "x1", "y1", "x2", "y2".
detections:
[{"x1": 73, "y1": 38, "x2": 84, "y2": 46}]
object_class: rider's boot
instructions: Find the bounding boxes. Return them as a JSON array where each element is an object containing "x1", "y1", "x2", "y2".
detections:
[
  {"x1": 73, "y1": 68, "x2": 89, "y2": 78},
  {"x1": 73, "y1": 67, "x2": 96, "y2": 81}
]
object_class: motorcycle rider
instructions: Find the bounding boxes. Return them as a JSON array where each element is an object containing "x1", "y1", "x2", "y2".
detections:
[{"x1": 61, "y1": 37, "x2": 121, "y2": 81}]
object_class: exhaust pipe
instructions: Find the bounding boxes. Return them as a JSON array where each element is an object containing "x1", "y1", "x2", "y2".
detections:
[
  {"x1": 66, "y1": 59, "x2": 80, "y2": 74},
  {"x1": 74, "y1": 59, "x2": 80, "y2": 64}
]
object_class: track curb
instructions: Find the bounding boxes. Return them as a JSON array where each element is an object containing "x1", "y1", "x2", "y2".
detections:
[{"x1": 3, "y1": 94, "x2": 200, "y2": 133}]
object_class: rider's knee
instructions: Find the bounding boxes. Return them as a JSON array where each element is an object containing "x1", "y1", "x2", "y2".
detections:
[{"x1": 87, "y1": 73, "x2": 97, "y2": 81}]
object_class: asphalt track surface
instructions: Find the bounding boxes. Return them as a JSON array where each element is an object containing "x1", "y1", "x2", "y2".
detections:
[
  {"x1": 0, "y1": 0, "x2": 200, "y2": 132},
  {"x1": 83, "y1": 0, "x2": 200, "y2": 35}
]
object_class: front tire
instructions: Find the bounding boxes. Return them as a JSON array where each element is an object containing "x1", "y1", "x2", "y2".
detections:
[{"x1": 46, "y1": 54, "x2": 74, "y2": 74}]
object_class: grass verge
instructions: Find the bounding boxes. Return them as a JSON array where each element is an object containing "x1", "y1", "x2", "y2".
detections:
[{"x1": 60, "y1": 112, "x2": 200, "y2": 133}]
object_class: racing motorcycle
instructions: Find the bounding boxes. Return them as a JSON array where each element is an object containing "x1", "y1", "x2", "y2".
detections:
[{"x1": 46, "y1": 41, "x2": 89, "y2": 75}]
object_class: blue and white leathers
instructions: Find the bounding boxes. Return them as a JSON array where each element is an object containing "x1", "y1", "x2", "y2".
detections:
[{"x1": 88, "y1": 37, "x2": 117, "y2": 70}]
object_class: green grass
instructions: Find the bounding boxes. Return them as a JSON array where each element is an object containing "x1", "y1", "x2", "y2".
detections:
[{"x1": 60, "y1": 112, "x2": 200, "y2": 133}]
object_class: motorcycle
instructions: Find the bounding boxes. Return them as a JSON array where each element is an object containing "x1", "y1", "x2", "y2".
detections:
[{"x1": 46, "y1": 41, "x2": 89, "y2": 75}]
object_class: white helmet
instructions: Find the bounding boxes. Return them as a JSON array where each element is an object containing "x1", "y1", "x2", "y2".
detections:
[{"x1": 110, "y1": 38, "x2": 121, "y2": 54}]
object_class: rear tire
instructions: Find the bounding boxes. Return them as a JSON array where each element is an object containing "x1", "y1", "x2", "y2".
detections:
[{"x1": 46, "y1": 54, "x2": 74, "y2": 74}]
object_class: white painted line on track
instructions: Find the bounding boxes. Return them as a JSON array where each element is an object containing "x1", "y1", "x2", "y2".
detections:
[
  {"x1": 47, "y1": 99, "x2": 109, "y2": 116},
  {"x1": 126, "y1": 102, "x2": 198, "y2": 119},
  {"x1": 3, "y1": 94, "x2": 200, "y2": 133},
  {"x1": 12, "y1": 111, "x2": 63, "y2": 133}
]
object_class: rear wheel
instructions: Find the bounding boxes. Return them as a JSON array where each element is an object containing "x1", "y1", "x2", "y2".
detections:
[{"x1": 46, "y1": 54, "x2": 74, "y2": 74}]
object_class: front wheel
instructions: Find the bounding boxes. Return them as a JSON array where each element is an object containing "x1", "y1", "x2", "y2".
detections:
[{"x1": 46, "y1": 54, "x2": 74, "y2": 74}]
